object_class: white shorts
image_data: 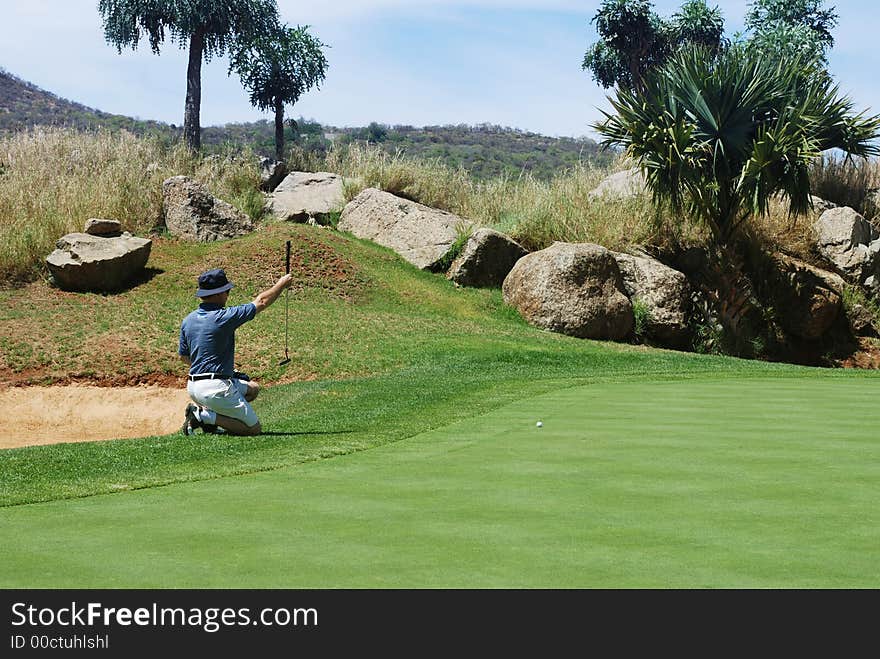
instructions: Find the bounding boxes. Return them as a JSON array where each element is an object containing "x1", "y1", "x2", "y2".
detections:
[{"x1": 187, "y1": 377, "x2": 259, "y2": 427}]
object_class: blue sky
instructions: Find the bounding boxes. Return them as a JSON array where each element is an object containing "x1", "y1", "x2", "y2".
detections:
[{"x1": 0, "y1": 1, "x2": 876, "y2": 139}]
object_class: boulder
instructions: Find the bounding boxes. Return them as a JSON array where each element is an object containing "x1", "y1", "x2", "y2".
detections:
[
  {"x1": 810, "y1": 196, "x2": 838, "y2": 215},
  {"x1": 46, "y1": 232, "x2": 152, "y2": 292},
  {"x1": 612, "y1": 251, "x2": 691, "y2": 348},
  {"x1": 778, "y1": 194, "x2": 836, "y2": 216},
  {"x1": 259, "y1": 158, "x2": 288, "y2": 192},
  {"x1": 865, "y1": 189, "x2": 880, "y2": 219},
  {"x1": 267, "y1": 171, "x2": 345, "y2": 224},
  {"x1": 814, "y1": 206, "x2": 880, "y2": 283},
  {"x1": 765, "y1": 253, "x2": 844, "y2": 341},
  {"x1": 162, "y1": 175, "x2": 253, "y2": 242},
  {"x1": 447, "y1": 228, "x2": 528, "y2": 288},
  {"x1": 338, "y1": 188, "x2": 474, "y2": 271},
  {"x1": 84, "y1": 218, "x2": 122, "y2": 236},
  {"x1": 588, "y1": 168, "x2": 646, "y2": 200},
  {"x1": 502, "y1": 242, "x2": 634, "y2": 340},
  {"x1": 847, "y1": 304, "x2": 879, "y2": 338}
]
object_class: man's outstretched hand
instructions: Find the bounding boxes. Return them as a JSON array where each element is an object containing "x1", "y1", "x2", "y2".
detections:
[{"x1": 253, "y1": 274, "x2": 294, "y2": 313}]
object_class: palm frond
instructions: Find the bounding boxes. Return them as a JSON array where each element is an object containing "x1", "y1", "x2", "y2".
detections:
[{"x1": 592, "y1": 43, "x2": 880, "y2": 244}]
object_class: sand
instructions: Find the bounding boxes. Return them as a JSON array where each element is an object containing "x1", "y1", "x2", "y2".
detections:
[{"x1": 1, "y1": 385, "x2": 192, "y2": 448}]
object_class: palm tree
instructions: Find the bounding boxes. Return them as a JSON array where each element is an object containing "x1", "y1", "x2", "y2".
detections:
[
  {"x1": 230, "y1": 24, "x2": 329, "y2": 161},
  {"x1": 99, "y1": 0, "x2": 279, "y2": 151},
  {"x1": 594, "y1": 45, "x2": 880, "y2": 245},
  {"x1": 594, "y1": 45, "x2": 879, "y2": 350}
]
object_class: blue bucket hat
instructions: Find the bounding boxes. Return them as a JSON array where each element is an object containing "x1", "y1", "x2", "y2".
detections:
[{"x1": 196, "y1": 268, "x2": 234, "y2": 297}]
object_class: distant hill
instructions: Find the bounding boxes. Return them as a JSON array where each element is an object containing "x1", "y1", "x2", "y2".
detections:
[
  {"x1": 203, "y1": 120, "x2": 614, "y2": 181},
  {"x1": 0, "y1": 68, "x2": 173, "y2": 137},
  {"x1": 331, "y1": 123, "x2": 614, "y2": 180},
  {"x1": 1, "y1": 68, "x2": 612, "y2": 180}
]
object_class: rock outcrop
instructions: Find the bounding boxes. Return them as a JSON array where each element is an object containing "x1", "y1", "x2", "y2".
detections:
[
  {"x1": 764, "y1": 253, "x2": 844, "y2": 341},
  {"x1": 447, "y1": 228, "x2": 528, "y2": 288},
  {"x1": 814, "y1": 206, "x2": 880, "y2": 284},
  {"x1": 267, "y1": 171, "x2": 345, "y2": 224},
  {"x1": 613, "y1": 251, "x2": 691, "y2": 348},
  {"x1": 259, "y1": 158, "x2": 288, "y2": 192},
  {"x1": 338, "y1": 188, "x2": 473, "y2": 271},
  {"x1": 588, "y1": 168, "x2": 647, "y2": 200},
  {"x1": 502, "y1": 242, "x2": 634, "y2": 340},
  {"x1": 162, "y1": 175, "x2": 254, "y2": 242},
  {"x1": 83, "y1": 218, "x2": 123, "y2": 237},
  {"x1": 46, "y1": 231, "x2": 151, "y2": 292}
]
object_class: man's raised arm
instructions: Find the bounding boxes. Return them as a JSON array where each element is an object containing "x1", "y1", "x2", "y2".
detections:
[{"x1": 253, "y1": 274, "x2": 293, "y2": 314}]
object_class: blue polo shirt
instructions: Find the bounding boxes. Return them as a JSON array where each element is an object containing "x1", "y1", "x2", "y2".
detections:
[{"x1": 179, "y1": 302, "x2": 257, "y2": 377}]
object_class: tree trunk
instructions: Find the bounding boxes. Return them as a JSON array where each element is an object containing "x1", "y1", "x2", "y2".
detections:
[
  {"x1": 274, "y1": 99, "x2": 285, "y2": 162},
  {"x1": 183, "y1": 30, "x2": 205, "y2": 152}
]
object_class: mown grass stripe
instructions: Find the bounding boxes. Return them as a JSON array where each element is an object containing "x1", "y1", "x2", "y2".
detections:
[{"x1": 1, "y1": 376, "x2": 877, "y2": 588}]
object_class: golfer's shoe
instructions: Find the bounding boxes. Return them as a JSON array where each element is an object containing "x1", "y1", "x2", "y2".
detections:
[
  {"x1": 201, "y1": 423, "x2": 226, "y2": 435},
  {"x1": 181, "y1": 403, "x2": 203, "y2": 436}
]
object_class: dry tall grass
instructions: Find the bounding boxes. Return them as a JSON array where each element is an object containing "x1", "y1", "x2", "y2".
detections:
[
  {"x1": 809, "y1": 153, "x2": 880, "y2": 219},
  {"x1": 313, "y1": 143, "x2": 878, "y2": 259},
  {"x1": 5, "y1": 130, "x2": 873, "y2": 286},
  {"x1": 0, "y1": 128, "x2": 264, "y2": 283},
  {"x1": 299, "y1": 142, "x2": 708, "y2": 253}
]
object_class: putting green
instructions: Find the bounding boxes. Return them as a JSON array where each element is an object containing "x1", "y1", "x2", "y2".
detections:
[{"x1": 2, "y1": 376, "x2": 878, "y2": 588}]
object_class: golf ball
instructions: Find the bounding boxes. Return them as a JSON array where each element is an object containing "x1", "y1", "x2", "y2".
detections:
[{"x1": 536, "y1": 421, "x2": 543, "y2": 428}]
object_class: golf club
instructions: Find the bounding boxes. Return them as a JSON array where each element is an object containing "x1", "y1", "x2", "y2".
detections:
[{"x1": 279, "y1": 240, "x2": 291, "y2": 366}]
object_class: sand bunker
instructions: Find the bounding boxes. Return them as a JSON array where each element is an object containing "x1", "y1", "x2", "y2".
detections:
[{"x1": 1, "y1": 385, "x2": 192, "y2": 449}]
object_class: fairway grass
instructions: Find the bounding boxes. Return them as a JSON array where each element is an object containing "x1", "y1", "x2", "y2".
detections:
[{"x1": 2, "y1": 375, "x2": 878, "y2": 588}]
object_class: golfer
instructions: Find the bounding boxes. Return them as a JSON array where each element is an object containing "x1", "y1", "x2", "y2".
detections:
[{"x1": 179, "y1": 268, "x2": 293, "y2": 436}]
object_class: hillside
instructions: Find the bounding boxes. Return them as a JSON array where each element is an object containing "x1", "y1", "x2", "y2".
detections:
[
  {"x1": 0, "y1": 68, "x2": 610, "y2": 181},
  {"x1": 204, "y1": 119, "x2": 612, "y2": 180},
  {"x1": 0, "y1": 68, "x2": 172, "y2": 137},
  {"x1": 333, "y1": 123, "x2": 614, "y2": 180}
]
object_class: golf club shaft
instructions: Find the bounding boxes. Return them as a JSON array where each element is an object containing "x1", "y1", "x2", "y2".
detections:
[{"x1": 284, "y1": 241, "x2": 291, "y2": 359}]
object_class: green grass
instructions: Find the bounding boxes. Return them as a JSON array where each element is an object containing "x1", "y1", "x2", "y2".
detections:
[
  {"x1": 0, "y1": 219, "x2": 802, "y2": 507},
  {"x1": 2, "y1": 213, "x2": 878, "y2": 587},
  {"x1": 0, "y1": 332, "x2": 783, "y2": 507},
  {"x1": 2, "y1": 375, "x2": 878, "y2": 588}
]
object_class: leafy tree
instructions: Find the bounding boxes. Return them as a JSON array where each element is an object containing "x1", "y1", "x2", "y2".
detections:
[
  {"x1": 98, "y1": 0, "x2": 279, "y2": 151},
  {"x1": 744, "y1": 0, "x2": 838, "y2": 64},
  {"x1": 583, "y1": 0, "x2": 724, "y2": 91},
  {"x1": 583, "y1": 0, "x2": 668, "y2": 92},
  {"x1": 670, "y1": 0, "x2": 725, "y2": 54},
  {"x1": 594, "y1": 43, "x2": 878, "y2": 350},
  {"x1": 365, "y1": 122, "x2": 388, "y2": 143},
  {"x1": 593, "y1": 46, "x2": 880, "y2": 245},
  {"x1": 230, "y1": 24, "x2": 328, "y2": 161}
]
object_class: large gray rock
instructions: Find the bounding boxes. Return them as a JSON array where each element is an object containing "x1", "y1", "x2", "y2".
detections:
[
  {"x1": 588, "y1": 167, "x2": 647, "y2": 200},
  {"x1": 613, "y1": 251, "x2": 691, "y2": 348},
  {"x1": 46, "y1": 232, "x2": 152, "y2": 292},
  {"x1": 259, "y1": 158, "x2": 288, "y2": 192},
  {"x1": 338, "y1": 188, "x2": 474, "y2": 271},
  {"x1": 847, "y1": 304, "x2": 879, "y2": 338},
  {"x1": 84, "y1": 218, "x2": 122, "y2": 236},
  {"x1": 778, "y1": 194, "x2": 837, "y2": 216},
  {"x1": 447, "y1": 228, "x2": 528, "y2": 288},
  {"x1": 810, "y1": 196, "x2": 838, "y2": 215},
  {"x1": 268, "y1": 171, "x2": 345, "y2": 224},
  {"x1": 814, "y1": 206, "x2": 880, "y2": 283},
  {"x1": 765, "y1": 253, "x2": 844, "y2": 341},
  {"x1": 865, "y1": 189, "x2": 880, "y2": 219},
  {"x1": 162, "y1": 175, "x2": 254, "y2": 242},
  {"x1": 502, "y1": 242, "x2": 634, "y2": 340}
]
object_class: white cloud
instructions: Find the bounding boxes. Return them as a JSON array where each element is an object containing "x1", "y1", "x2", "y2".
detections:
[
  {"x1": 276, "y1": 0, "x2": 585, "y2": 23},
  {"x1": 0, "y1": 0, "x2": 875, "y2": 139}
]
